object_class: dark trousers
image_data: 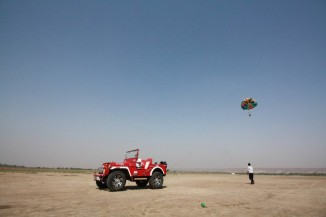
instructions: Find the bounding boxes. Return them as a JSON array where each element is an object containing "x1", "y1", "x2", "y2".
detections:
[{"x1": 249, "y1": 173, "x2": 254, "y2": 184}]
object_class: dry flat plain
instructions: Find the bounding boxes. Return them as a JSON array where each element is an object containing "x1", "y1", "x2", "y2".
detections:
[{"x1": 0, "y1": 172, "x2": 326, "y2": 217}]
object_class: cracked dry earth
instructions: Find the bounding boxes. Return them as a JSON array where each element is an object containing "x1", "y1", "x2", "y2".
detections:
[{"x1": 0, "y1": 172, "x2": 325, "y2": 217}]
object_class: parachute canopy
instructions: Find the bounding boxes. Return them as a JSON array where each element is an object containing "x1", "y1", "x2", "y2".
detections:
[{"x1": 241, "y1": 98, "x2": 257, "y2": 110}]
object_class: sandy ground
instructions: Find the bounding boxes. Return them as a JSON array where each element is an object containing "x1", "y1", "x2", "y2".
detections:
[{"x1": 0, "y1": 172, "x2": 325, "y2": 217}]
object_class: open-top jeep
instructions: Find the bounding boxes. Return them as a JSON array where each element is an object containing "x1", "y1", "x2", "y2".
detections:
[{"x1": 94, "y1": 149, "x2": 167, "y2": 191}]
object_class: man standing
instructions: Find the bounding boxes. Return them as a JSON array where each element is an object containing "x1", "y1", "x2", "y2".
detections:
[{"x1": 247, "y1": 163, "x2": 254, "y2": 184}]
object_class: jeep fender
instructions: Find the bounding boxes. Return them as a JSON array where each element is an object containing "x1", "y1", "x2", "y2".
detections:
[
  {"x1": 109, "y1": 167, "x2": 131, "y2": 177},
  {"x1": 150, "y1": 166, "x2": 165, "y2": 176}
]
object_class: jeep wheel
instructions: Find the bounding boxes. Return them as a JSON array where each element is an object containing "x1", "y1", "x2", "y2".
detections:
[
  {"x1": 106, "y1": 171, "x2": 126, "y2": 191},
  {"x1": 149, "y1": 172, "x2": 163, "y2": 189},
  {"x1": 96, "y1": 180, "x2": 107, "y2": 189},
  {"x1": 136, "y1": 180, "x2": 148, "y2": 188}
]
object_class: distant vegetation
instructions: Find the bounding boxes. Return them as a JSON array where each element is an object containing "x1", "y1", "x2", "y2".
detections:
[
  {"x1": 0, "y1": 164, "x2": 95, "y2": 174},
  {"x1": 168, "y1": 170, "x2": 326, "y2": 176},
  {"x1": 1, "y1": 164, "x2": 325, "y2": 176}
]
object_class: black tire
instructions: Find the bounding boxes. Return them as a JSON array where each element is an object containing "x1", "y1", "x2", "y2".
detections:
[
  {"x1": 106, "y1": 171, "x2": 126, "y2": 191},
  {"x1": 96, "y1": 180, "x2": 107, "y2": 189},
  {"x1": 136, "y1": 180, "x2": 148, "y2": 188},
  {"x1": 149, "y1": 172, "x2": 163, "y2": 189}
]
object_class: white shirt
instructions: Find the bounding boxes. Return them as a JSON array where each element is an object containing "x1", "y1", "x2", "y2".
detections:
[{"x1": 247, "y1": 166, "x2": 254, "y2": 173}]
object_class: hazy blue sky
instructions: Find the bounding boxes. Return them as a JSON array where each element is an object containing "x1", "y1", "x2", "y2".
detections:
[{"x1": 1, "y1": 0, "x2": 326, "y2": 169}]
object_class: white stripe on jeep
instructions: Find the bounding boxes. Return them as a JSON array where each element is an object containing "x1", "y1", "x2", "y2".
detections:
[
  {"x1": 150, "y1": 166, "x2": 164, "y2": 175},
  {"x1": 144, "y1": 161, "x2": 150, "y2": 169},
  {"x1": 110, "y1": 167, "x2": 131, "y2": 176}
]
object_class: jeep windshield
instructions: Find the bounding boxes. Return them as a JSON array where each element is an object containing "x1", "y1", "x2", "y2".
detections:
[{"x1": 125, "y1": 149, "x2": 139, "y2": 159}]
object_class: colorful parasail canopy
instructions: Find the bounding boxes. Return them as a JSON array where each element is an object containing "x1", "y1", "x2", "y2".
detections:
[{"x1": 241, "y1": 98, "x2": 257, "y2": 110}]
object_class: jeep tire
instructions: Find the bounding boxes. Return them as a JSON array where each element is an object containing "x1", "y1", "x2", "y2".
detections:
[
  {"x1": 149, "y1": 172, "x2": 163, "y2": 189},
  {"x1": 106, "y1": 171, "x2": 126, "y2": 191},
  {"x1": 96, "y1": 180, "x2": 107, "y2": 189}
]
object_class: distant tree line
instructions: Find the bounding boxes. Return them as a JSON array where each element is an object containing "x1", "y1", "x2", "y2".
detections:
[
  {"x1": 0, "y1": 164, "x2": 25, "y2": 168},
  {"x1": 55, "y1": 167, "x2": 93, "y2": 170},
  {"x1": 0, "y1": 164, "x2": 93, "y2": 170}
]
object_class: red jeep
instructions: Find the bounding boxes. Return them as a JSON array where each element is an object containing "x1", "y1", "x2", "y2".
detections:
[{"x1": 94, "y1": 149, "x2": 167, "y2": 191}]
